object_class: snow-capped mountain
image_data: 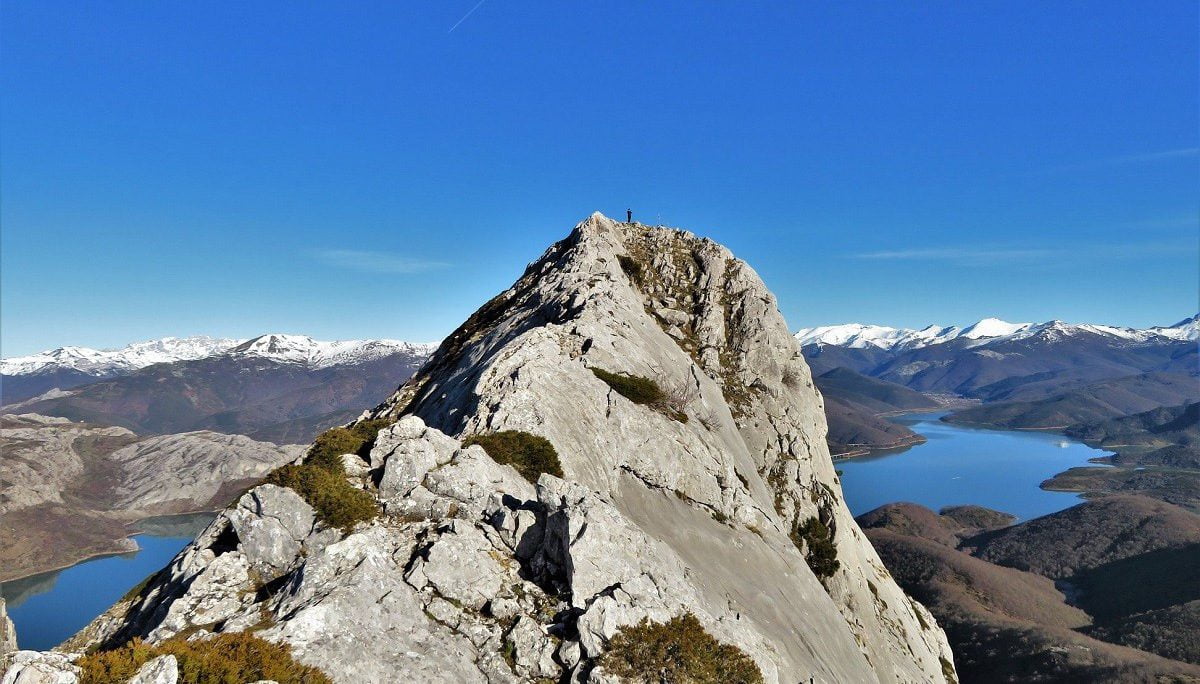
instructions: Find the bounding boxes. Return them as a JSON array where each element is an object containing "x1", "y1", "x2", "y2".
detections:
[
  {"x1": 788, "y1": 323, "x2": 961, "y2": 350},
  {"x1": 2, "y1": 334, "x2": 437, "y2": 378},
  {"x1": 1149, "y1": 314, "x2": 1200, "y2": 342},
  {"x1": 794, "y1": 315, "x2": 1200, "y2": 351},
  {"x1": 228, "y1": 334, "x2": 437, "y2": 368},
  {"x1": 2, "y1": 333, "x2": 439, "y2": 439},
  {"x1": 0, "y1": 336, "x2": 241, "y2": 377}
]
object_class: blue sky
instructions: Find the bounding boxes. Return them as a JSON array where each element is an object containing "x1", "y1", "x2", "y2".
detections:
[{"x1": 2, "y1": 2, "x2": 1196, "y2": 356}]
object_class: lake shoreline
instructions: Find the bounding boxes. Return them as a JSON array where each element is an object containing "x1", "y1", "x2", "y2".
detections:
[
  {"x1": 837, "y1": 411, "x2": 1107, "y2": 521},
  {"x1": 0, "y1": 509, "x2": 217, "y2": 586}
]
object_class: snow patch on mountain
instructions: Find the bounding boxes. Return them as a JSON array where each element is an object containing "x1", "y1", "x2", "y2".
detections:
[
  {"x1": 791, "y1": 323, "x2": 960, "y2": 350},
  {"x1": 230, "y1": 334, "x2": 437, "y2": 368},
  {"x1": 1, "y1": 336, "x2": 240, "y2": 376},
  {"x1": 2, "y1": 334, "x2": 438, "y2": 377},
  {"x1": 795, "y1": 315, "x2": 1200, "y2": 350},
  {"x1": 958, "y1": 317, "x2": 1032, "y2": 339},
  {"x1": 1150, "y1": 314, "x2": 1200, "y2": 341}
]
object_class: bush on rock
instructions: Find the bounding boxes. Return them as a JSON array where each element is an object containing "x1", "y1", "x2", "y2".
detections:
[
  {"x1": 462, "y1": 430, "x2": 563, "y2": 483},
  {"x1": 77, "y1": 632, "x2": 331, "y2": 684},
  {"x1": 599, "y1": 613, "x2": 763, "y2": 684}
]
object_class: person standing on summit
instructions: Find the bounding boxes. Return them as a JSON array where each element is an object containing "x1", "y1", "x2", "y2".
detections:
[{"x1": 626, "y1": 209, "x2": 632, "y2": 223}]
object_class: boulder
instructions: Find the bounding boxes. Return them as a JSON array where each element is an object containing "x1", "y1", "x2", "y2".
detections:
[
  {"x1": 0, "y1": 651, "x2": 79, "y2": 684},
  {"x1": 128, "y1": 654, "x2": 178, "y2": 684},
  {"x1": 0, "y1": 600, "x2": 16, "y2": 659}
]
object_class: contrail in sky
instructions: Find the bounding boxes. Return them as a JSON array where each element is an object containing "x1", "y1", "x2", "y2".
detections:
[{"x1": 448, "y1": 0, "x2": 487, "y2": 33}]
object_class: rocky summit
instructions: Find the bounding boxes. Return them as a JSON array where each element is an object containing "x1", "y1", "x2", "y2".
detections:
[{"x1": 2, "y1": 213, "x2": 954, "y2": 683}]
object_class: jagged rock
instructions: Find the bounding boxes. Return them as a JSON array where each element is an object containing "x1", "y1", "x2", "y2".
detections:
[
  {"x1": 0, "y1": 651, "x2": 79, "y2": 684},
  {"x1": 128, "y1": 654, "x2": 178, "y2": 684},
  {"x1": 260, "y1": 526, "x2": 506, "y2": 683},
  {"x1": 0, "y1": 600, "x2": 16, "y2": 659},
  {"x1": 421, "y1": 445, "x2": 535, "y2": 518},
  {"x1": 339, "y1": 454, "x2": 370, "y2": 478},
  {"x1": 374, "y1": 416, "x2": 459, "y2": 503},
  {"x1": 506, "y1": 615, "x2": 558, "y2": 679},
  {"x1": 227, "y1": 485, "x2": 318, "y2": 579},
  {"x1": 49, "y1": 214, "x2": 954, "y2": 684},
  {"x1": 405, "y1": 521, "x2": 507, "y2": 611},
  {"x1": 148, "y1": 550, "x2": 254, "y2": 642}
]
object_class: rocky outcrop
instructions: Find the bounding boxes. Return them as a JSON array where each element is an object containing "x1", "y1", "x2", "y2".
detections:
[
  {"x1": 0, "y1": 600, "x2": 16, "y2": 659},
  {"x1": 19, "y1": 214, "x2": 954, "y2": 683},
  {"x1": 0, "y1": 650, "x2": 79, "y2": 684}
]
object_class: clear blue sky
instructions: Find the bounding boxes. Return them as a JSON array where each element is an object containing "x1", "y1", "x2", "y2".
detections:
[{"x1": 2, "y1": 2, "x2": 1196, "y2": 356}]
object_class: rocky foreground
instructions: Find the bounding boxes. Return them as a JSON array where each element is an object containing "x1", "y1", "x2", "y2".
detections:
[{"x1": 2, "y1": 214, "x2": 955, "y2": 683}]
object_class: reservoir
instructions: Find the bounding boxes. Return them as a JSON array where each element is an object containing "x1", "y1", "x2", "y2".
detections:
[
  {"x1": 1, "y1": 513, "x2": 215, "y2": 651},
  {"x1": 838, "y1": 412, "x2": 1108, "y2": 520}
]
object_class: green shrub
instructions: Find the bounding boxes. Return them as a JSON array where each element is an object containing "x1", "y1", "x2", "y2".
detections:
[
  {"x1": 599, "y1": 613, "x2": 763, "y2": 684},
  {"x1": 792, "y1": 517, "x2": 840, "y2": 579},
  {"x1": 462, "y1": 430, "x2": 563, "y2": 483},
  {"x1": 618, "y1": 254, "x2": 645, "y2": 287},
  {"x1": 591, "y1": 367, "x2": 689, "y2": 422},
  {"x1": 266, "y1": 464, "x2": 378, "y2": 533},
  {"x1": 591, "y1": 367, "x2": 665, "y2": 405},
  {"x1": 77, "y1": 632, "x2": 331, "y2": 684},
  {"x1": 305, "y1": 419, "x2": 392, "y2": 472}
]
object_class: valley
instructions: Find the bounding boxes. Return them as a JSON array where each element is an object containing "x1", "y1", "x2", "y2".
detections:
[
  {"x1": 0, "y1": 414, "x2": 302, "y2": 582},
  {"x1": 806, "y1": 316, "x2": 1200, "y2": 680}
]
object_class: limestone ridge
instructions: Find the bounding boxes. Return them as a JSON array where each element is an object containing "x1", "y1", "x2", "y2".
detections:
[
  {"x1": 0, "y1": 599, "x2": 15, "y2": 658},
  {"x1": 19, "y1": 213, "x2": 954, "y2": 683},
  {"x1": 370, "y1": 212, "x2": 954, "y2": 680}
]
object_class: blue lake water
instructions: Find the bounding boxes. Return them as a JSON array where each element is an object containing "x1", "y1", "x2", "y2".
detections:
[
  {"x1": 1, "y1": 513, "x2": 214, "y2": 651},
  {"x1": 838, "y1": 412, "x2": 1109, "y2": 521}
]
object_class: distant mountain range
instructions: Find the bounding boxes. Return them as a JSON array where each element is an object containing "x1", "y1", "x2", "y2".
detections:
[
  {"x1": 795, "y1": 315, "x2": 1199, "y2": 351},
  {"x1": 1, "y1": 334, "x2": 436, "y2": 406},
  {"x1": 795, "y1": 314, "x2": 1199, "y2": 453},
  {"x1": 1, "y1": 334, "x2": 436, "y2": 443},
  {"x1": 5, "y1": 315, "x2": 1196, "y2": 451}
]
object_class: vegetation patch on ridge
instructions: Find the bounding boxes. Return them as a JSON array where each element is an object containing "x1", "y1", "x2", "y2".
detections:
[
  {"x1": 599, "y1": 613, "x2": 764, "y2": 684},
  {"x1": 305, "y1": 419, "x2": 391, "y2": 471},
  {"x1": 463, "y1": 430, "x2": 563, "y2": 483},
  {"x1": 265, "y1": 462, "x2": 378, "y2": 533},
  {"x1": 591, "y1": 367, "x2": 689, "y2": 423},
  {"x1": 792, "y1": 516, "x2": 840, "y2": 579},
  {"x1": 76, "y1": 632, "x2": 331, "y2": 684}
]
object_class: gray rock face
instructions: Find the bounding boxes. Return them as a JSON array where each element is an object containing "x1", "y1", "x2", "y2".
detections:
[
  {"x1": 0, "y1": 651, "x2": 78, "y2": 684},
  {"x1": 19, "y1": 214, "x2": 954, "y2": 684},
  {"x1": 227, "y1": 485, "x2": 324, "y2": 580},
  {"x1": 128, "y1": 655, "x2": 178, "y2": 684},
  {"x1": 109, "y1": 432, "x2": 304, "y2": 513},
  {"x1": 377, "y1": 213, "x2": 956, "y2": 681},
  {"x1": 0, "y1": 600, "x2": 16, "y2": 659}
]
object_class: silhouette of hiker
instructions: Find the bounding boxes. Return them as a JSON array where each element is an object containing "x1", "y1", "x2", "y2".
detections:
[{"x1": 626, "y1": 209, "x2": 632, "y2": 223}]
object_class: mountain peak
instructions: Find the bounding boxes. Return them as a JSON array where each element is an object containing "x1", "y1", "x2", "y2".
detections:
[
  {"x1": 959, "y1": 318, "x2": 1032, "y2": 339},
  {"x1": 796, "y1": 313, "x2": 1200, "y2": 351},
  {"x1": 357, "y1": 214, "x2": 953, "y2": 679},
  {"x1": 2, "y1": 334, "x2": 438, "y2": 380}
]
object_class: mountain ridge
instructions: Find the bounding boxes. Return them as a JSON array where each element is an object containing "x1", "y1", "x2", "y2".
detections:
[
  {"x1": 2, "y1": 334, "x2": 436, "y2": 377},
  {"x1": 796, "y1": 314, "x2": 1199, "y2": 351}
]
